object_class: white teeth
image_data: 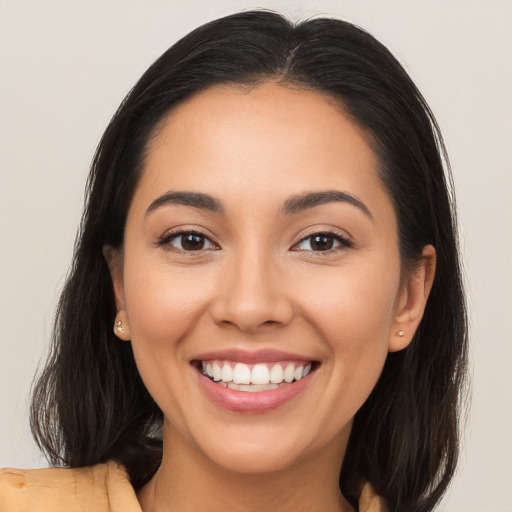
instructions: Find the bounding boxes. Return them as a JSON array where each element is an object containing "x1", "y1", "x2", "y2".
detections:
[
  {"x1": 238, "y1": 384, "x2": 258, "y2": 392},
  {"x1": 212, "y1": 362, "x2": 222, "y2": 381},
  {"x1": 251, "y1": 364, "x2": 270, "y2": 384},
  {"x1": 270, "y1": 364, "x2": 284, "y2": 384},
  {"x1": 283, "y1": 364, "x2": 295, "y2": 383},
  {"x1": 238, "y1": 383, "x2": 279, "y2": 392},
  {"x1": 221, "y1": 363, "x2": 233, "y2": 382},
  {"x1": 201, "y1": 359, "x2": 314, "y2": 389},
  {"x1": 232, "y1": 362, "x2": 251, "y2": 384}
]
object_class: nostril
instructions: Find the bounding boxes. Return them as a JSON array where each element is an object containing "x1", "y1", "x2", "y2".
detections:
[{"x1": 216, "y1": 318, "x2": 283, "y2": 334}]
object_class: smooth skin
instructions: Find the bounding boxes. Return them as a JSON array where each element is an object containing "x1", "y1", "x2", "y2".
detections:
[{"x1": 106, "y1": 82, "x2": 436, "y2": 512}]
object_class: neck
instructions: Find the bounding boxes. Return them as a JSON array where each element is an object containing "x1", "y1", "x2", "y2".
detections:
[{"x1": 137, "y1": 422, "x2": 353, "y2": 512}]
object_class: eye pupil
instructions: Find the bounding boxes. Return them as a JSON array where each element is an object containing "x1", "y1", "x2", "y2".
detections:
[
  {"x1": 310, "y1": 235, "x2": 333, "y2": 251},
  {"x1": 182, "y1": 234, "x2": 205, "y2": 251}
]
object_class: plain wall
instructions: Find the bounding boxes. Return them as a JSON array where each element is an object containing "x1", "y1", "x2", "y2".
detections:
[{"x1": 1, "y1": 1, "x2": 511, "y2": 510}]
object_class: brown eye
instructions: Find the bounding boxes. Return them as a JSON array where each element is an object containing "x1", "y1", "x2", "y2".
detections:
[
  {"x1": 310, "y1": 235, "x2": 334, "y2": 251},
  {"x1": 293, "y1": 232, "x2": 351, "y2": 252},
  {"x1": 164, "y1": 231, "x2": 217, "y2": 252}
]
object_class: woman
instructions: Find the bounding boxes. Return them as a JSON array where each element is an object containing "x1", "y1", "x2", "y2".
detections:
[{"x1": 0, "y1": 10, "x2": 467, "y2": 512}]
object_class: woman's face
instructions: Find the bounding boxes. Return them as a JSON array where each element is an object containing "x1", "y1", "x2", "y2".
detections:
[{"x1": 109, "y1": 82, "x2": 431, "y2": 474}]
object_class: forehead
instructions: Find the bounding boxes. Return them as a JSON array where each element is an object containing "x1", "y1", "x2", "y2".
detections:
[{"x1": 132, "y1": 82, "x2": 393, "y2": 222}]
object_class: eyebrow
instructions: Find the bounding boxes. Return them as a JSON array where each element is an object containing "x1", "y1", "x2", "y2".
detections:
[
  {"x1": 146, "y1": 191, "x2": 225, "y2": 216},
  {"x1": 145, "y1": 189, "x2": 371, "y2": 218},
  {"x1": 281, "y1": 190, "x2": 372, "y2": 217}
]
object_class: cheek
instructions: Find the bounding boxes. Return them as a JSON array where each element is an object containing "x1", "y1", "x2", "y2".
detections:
[
  {"x1": 298, "y1": 261, "x2": 399, "y2": 338},
  {"x1": 293, "y1": 259, "x2": 400, "y2": 399},
  {"x1": 121, "y1": 252, "x2": 215, "y2": 393},
  {"x1": 124, "y1": 255, "x2": 212, "y2": 341},
  {"x1": 121, "y1": 259, "x2": 217, "y2": 433}
]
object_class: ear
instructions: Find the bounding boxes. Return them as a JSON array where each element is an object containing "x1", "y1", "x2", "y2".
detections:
[
  {"x1": 389, "y1": 245, "x2": 436, "y2": 352},
  {"x1": 103, "y1": 244, "x2": 131, "y2": 341}
]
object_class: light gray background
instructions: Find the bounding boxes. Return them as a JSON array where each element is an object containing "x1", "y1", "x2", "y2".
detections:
[{"x1": 1, "y1": 1, "x2": 511, "y2": 510}]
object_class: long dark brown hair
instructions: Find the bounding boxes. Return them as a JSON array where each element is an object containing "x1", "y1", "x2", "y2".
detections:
[{"x1": 30, "y1": 10, "x2": 468, "y2": 512}]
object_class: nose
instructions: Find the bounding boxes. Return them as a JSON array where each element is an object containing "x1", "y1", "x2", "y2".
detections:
[{"x1": 210, "y1": 249, "x2": 294, "y2": 333}]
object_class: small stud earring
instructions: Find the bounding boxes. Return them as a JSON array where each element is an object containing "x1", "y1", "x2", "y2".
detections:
[
  {"x1": 397, "y1": 330, "x2": 405, "y2": 337},
  {"x1": 115, "y1": 320, "x2": 124, "y2": 334}
]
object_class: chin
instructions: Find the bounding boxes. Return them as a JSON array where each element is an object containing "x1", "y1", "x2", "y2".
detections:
[
  {"x1": 187, "y1": 418, "x2": 349, "y2": 476},
  {"x1": 200, "y1": 440, "x2": 307, "y2": 475}
]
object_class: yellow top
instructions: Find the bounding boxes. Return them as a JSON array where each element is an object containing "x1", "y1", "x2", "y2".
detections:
[{"x1": 0, "y1": 460, "x2": 385, "y2": 511}]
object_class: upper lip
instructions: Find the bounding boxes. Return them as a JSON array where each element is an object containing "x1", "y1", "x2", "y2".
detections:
[{"x1": 191, "y1": 348, "x2": 315, "y2": 364}]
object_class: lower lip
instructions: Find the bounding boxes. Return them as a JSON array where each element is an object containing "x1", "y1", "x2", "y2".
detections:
[{"x1": 195, "y1": 369, "x2": 314, "y2": 413}]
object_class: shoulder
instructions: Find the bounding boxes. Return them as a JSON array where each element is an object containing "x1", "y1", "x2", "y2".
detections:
[
  {"x1": 1, "y1": 463, "x2": 384, "y2": 512},
  {"x1": 0, "y1": 461, "x2": 141, "y2": 511}
]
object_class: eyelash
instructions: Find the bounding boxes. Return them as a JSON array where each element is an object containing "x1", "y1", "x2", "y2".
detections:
[
  {"x1": 292, "y1": 230, "x2": 353, "y2": 254},
  {"x1": 158, "y1": 229, "x2": 352, "y2": 254},
  {"x1": 158, "y1": 229, "x2": 219, "y2": 252}
]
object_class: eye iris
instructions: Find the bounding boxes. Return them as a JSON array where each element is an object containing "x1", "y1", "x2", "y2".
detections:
[
  {"x1": 181, "y1": 234, "x2": 205, "y2": 251},
  {"x1": 311, "y1": 235, "x2": 334, "y2": 251}
]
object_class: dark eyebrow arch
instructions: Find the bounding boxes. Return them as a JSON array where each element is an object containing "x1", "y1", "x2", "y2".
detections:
[
  {"x1": 281, "y1": 190, "x2": 372, "y2": 217},
  {"x1": 145, "y1": 191, "x2": 225, "y2": 216}
]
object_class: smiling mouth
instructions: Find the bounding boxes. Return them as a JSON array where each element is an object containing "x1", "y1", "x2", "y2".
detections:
[{"x1": 193, "y1": 360, "x2": 318, "y2": 392}]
